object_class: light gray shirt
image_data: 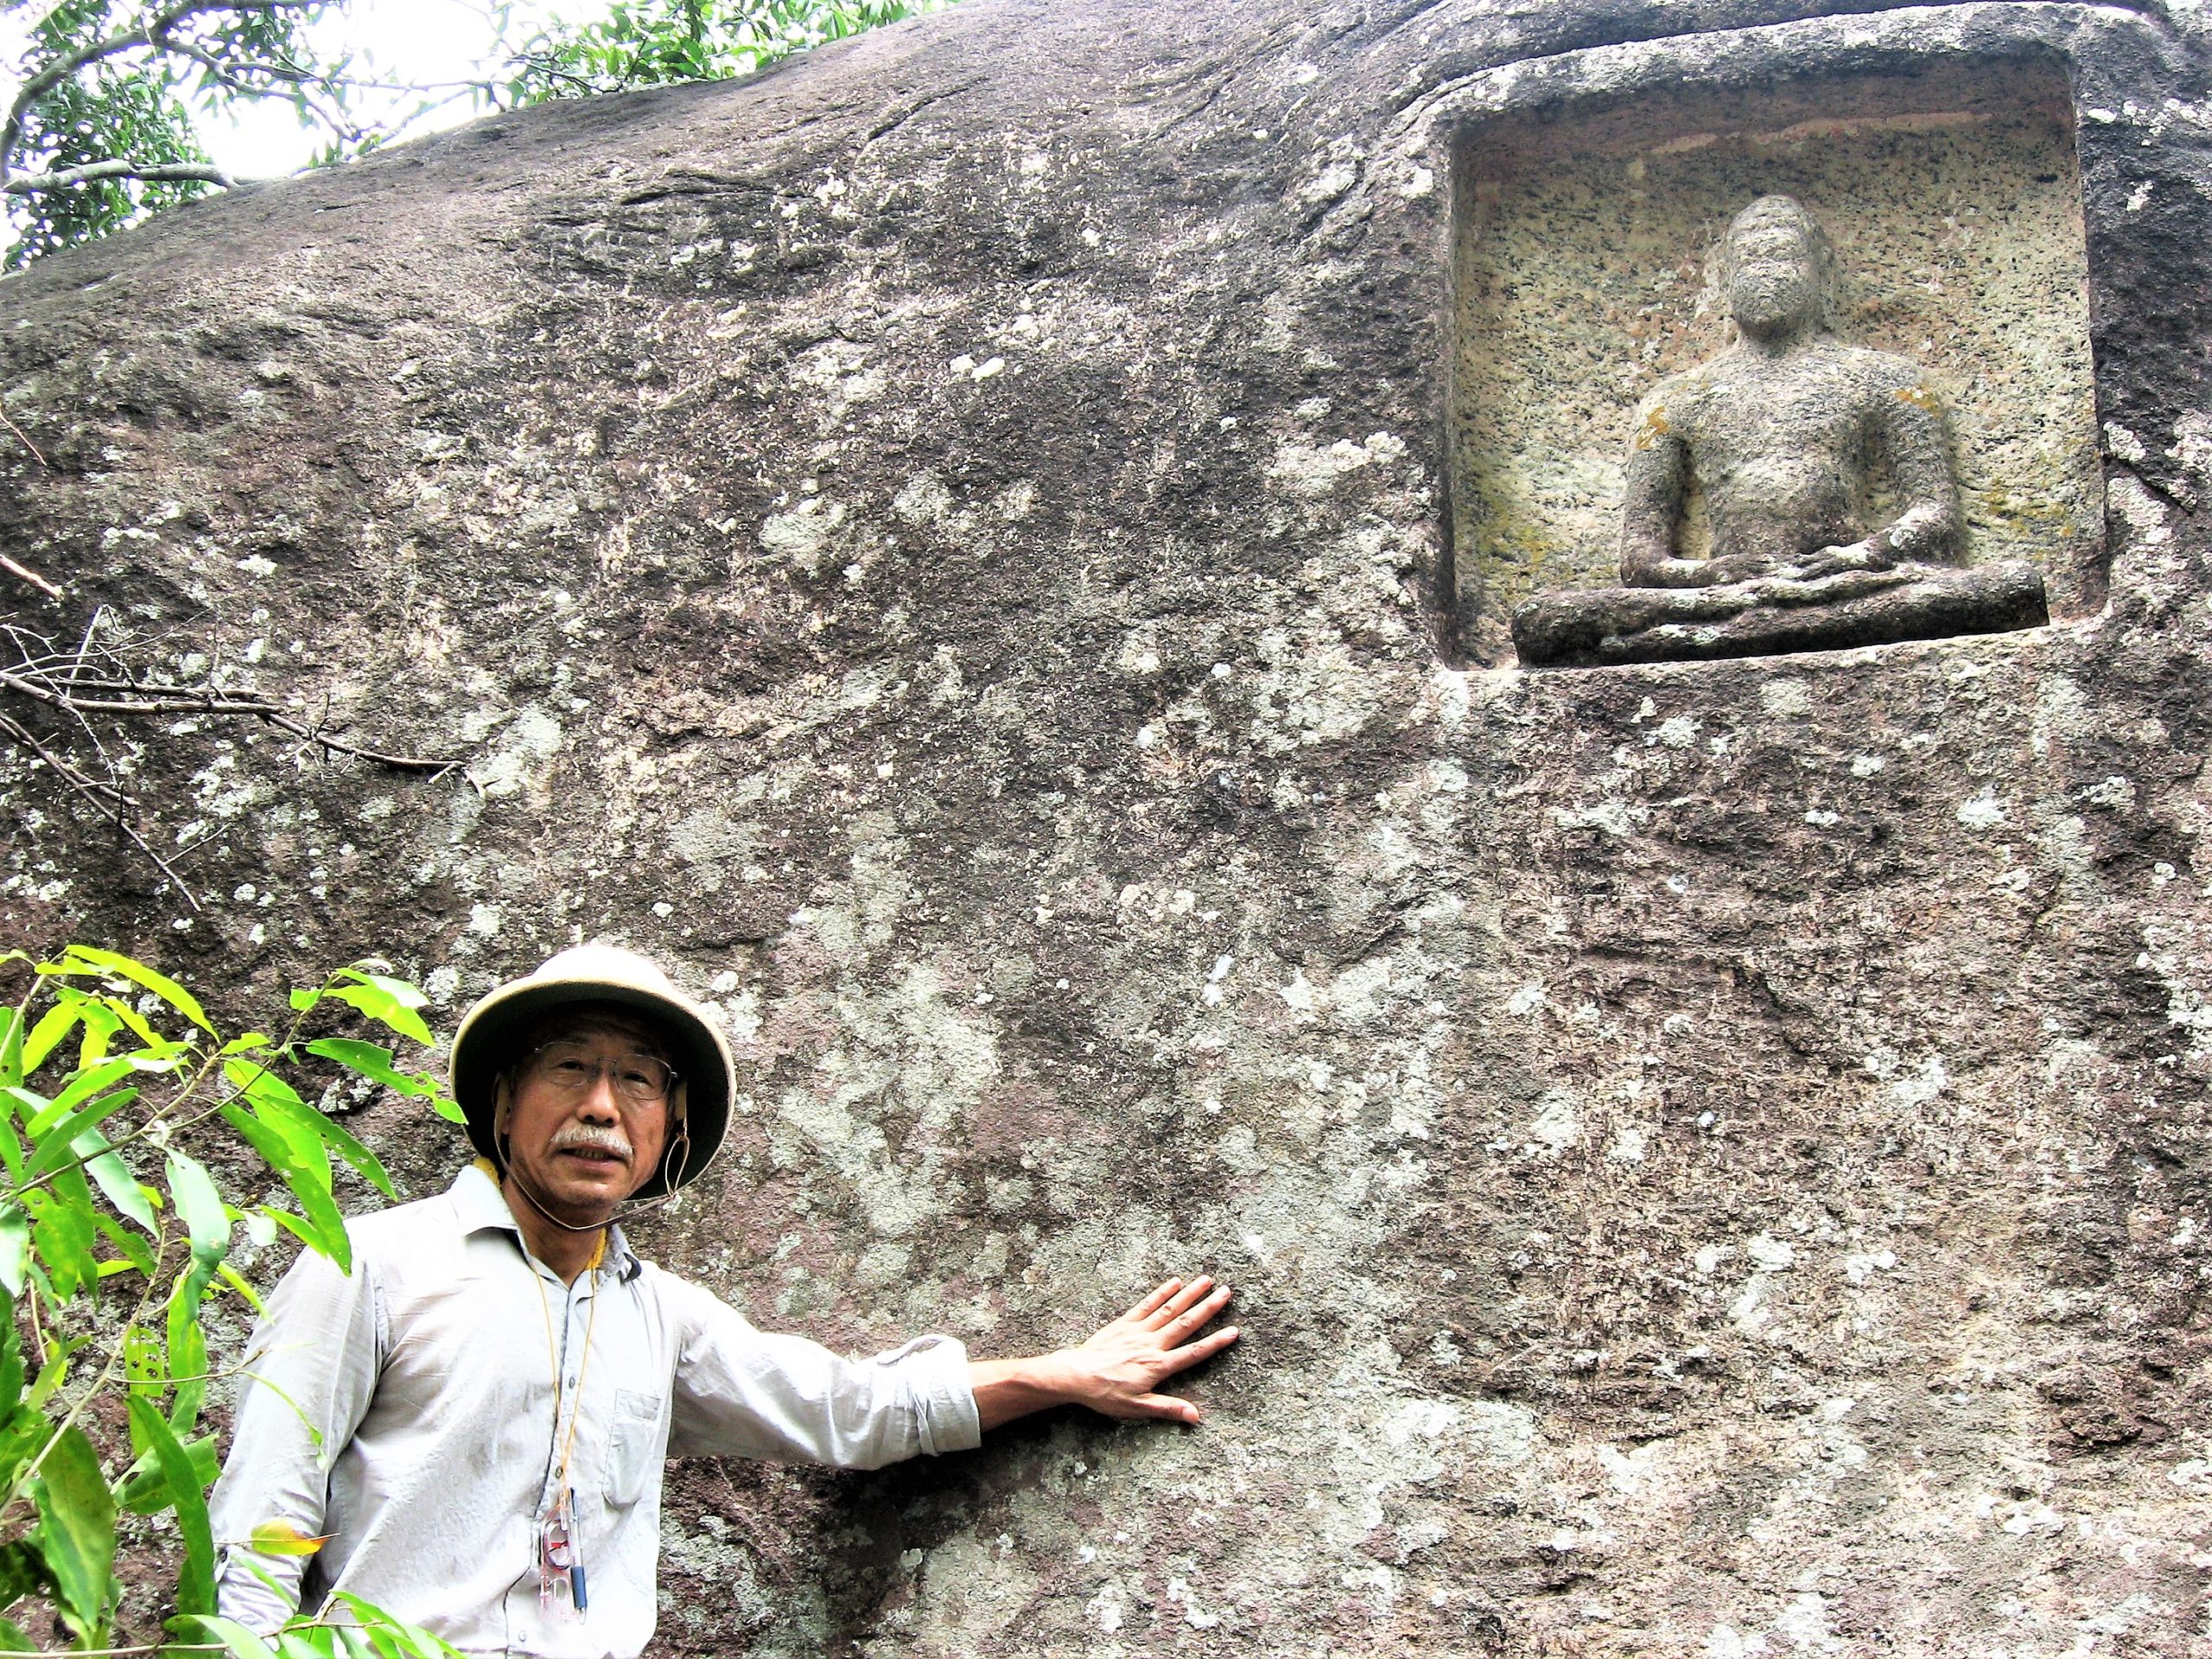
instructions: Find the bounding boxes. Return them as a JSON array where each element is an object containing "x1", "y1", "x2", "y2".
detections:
[{"x1": 208, "y1": 1164, "x2": 980, "y2": 1656}]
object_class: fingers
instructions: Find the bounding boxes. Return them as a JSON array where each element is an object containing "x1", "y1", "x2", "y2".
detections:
[
  {"x1": 1164, "y1": 1326, "x2": 1239, "y2": 1371},
  {"x1": 1141, "y1": 1275, "x2": 1216, "y2": 1329},
  {"x1": 1127, "y1": 1392, "x2": 1203, "y2": 1426},
  {"x1": 1162, "y1": 1285, "x2": 1232, "y2": 1341},
  {"x1": 1124, "y1": 1279, "x2": 1184, "y2": 1324}
]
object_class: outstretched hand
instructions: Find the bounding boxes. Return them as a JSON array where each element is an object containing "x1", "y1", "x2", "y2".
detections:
[{"x1": 969, "y1": 1276, "x2": 1239, "y2": 1432}]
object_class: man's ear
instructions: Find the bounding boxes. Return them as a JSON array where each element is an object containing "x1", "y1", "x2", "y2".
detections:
[{"x1": 493, "y1": 1075, "x2": 513, "y2": 1139}]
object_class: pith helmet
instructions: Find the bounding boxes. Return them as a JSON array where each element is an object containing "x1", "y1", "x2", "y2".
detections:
[{"x1": 449, "y1": 944, "x2": 734, "y2": 1199}]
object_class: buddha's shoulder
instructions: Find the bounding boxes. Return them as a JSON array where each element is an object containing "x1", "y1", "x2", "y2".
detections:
[
  {"x1": 1825, "y1": 341, "x2": 1935, "y2": 391},
  {"x1": 1637, "y1": 359, "x2": 1727, "y2": 413}
]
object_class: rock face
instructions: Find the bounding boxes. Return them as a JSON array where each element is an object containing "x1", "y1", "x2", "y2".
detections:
[{"x1": 5, "y1": 1, "x2": 2212, "y2": 1653}]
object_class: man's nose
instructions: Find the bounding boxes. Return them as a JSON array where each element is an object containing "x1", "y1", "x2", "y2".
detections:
[{"x1": 575, "y1": 1069, "x2": 623, "y2": 1120}]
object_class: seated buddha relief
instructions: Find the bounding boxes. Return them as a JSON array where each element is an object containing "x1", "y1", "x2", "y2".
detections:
[{"x1": 1510, "y1": 194, "x2": 2048, "y2": 669}]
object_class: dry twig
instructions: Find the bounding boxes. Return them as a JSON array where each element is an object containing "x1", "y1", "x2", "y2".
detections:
[
  {"x1": 0, "y1": 663, "x2": 463, "y2": 774},
  {"x1": 0, "y1": 556, "x2": 61, "y2": 601},
  {"x1": 0, "y1": 410, "x2": 47, "y2": 468},
  {"x1": 0, "y1": 634, "x2": 467, "y2": 910}
]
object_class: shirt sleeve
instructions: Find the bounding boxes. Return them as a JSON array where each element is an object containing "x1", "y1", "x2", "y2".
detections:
[
  {"x1": 660, "y1": 1271, "x2": 981, "y2": 1468},
  {"x1": 207, "y1": 1240, "x2": 385, "y2": 1633}
]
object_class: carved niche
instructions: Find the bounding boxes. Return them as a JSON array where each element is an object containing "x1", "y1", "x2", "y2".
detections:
[{"x1": 1447, "y1": 61, "x2": 2103, "y2": 670}]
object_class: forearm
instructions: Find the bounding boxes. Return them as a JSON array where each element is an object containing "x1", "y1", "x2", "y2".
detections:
[
  {"x1": 969, "y1": 1353, "x2": 1079, "y2": 1432},
  {"x1": 1624, "y1": 551, "x2": 1730, "y2": 588},
  {"x1": 1869, "y1": 500, "x2": 1957, "y2": 563}
]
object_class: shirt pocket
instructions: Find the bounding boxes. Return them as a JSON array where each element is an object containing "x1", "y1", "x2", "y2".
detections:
[{"x1": 605, "y1": 1388, "x2": 666, "y2": 1510}]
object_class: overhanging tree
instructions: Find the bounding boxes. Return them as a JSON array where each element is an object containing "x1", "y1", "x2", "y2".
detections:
[{"x1": 0, "y1": 0, "x2": 948, "y2": 269}]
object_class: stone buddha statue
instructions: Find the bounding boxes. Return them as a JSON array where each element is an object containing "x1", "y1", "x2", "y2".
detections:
[{"x1": 1510, "y1": 194, "x2": 2048, "y2": 669}]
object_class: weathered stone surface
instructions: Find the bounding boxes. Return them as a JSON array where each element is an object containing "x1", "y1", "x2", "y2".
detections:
[{"x1": 4, "y1": 2, "x2": 2212, "y2": 1656}]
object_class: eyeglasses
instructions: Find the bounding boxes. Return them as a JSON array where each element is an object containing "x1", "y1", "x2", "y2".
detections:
[{"x1": 524, "y1": 1041, "x2": 678, "y2": 1106}]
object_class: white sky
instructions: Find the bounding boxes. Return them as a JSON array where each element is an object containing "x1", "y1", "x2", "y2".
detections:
[{"x1": 200, "y1": 0, "x2": 574, "y2": 179}]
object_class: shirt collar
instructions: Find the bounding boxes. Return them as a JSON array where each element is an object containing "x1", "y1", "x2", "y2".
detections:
[{"x1": 448, "y1": 1161, "x2": 642, "y2": 1282}]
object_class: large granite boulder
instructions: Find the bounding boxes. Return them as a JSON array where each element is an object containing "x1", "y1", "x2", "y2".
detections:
[{"x1": 5, "y1": 1, "x2": 2212, "y2": 1652}]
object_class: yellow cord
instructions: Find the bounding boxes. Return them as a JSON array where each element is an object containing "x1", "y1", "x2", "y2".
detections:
[{"x1": 529, "y1": 1229, "x2": 607, "y2": 1511}]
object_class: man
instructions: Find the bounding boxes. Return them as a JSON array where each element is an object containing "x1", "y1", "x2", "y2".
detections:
[
  {"x1": 1510, "y1": 193, "x2": 2047, "y2": 667},
  {"x1": 209, "y1": 944, "x2": 1238, "y2": 1652}
]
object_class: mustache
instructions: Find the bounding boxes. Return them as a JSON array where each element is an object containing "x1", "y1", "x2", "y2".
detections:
[{"x1": 549, "y1": 1123, "x2": 632, "y2": 1161}]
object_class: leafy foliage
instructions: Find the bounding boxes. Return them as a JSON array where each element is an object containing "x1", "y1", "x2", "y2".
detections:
[
  {"x1": 0, "y1": 942, "x2": 460, "y2": 1653},
  {"x1": 0, "y1": 0, "x2": 356, "y2": 270},
  {"x1": 497, "y1": 0, "x2": 943, "y2": 101}
]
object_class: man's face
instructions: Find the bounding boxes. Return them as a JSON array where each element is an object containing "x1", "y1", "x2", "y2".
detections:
[
  {"x1": 499, "y1": 1005, "x2": 673, "y2": 1214},
  {"x1": 1726, "y1": 212, "x2": 1823, "y2": 336}
]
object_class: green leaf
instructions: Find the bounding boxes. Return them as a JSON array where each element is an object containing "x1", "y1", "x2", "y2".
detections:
[
  {"x1": 168, "y1": 1612, "x2": 279, "y2": 1659},
  {"x1": 323, "y1": 970, "x2": 435, "y2": 1048},
  {"x1": 93, "y1": 1212, "x2": 156, "y2": 1280},
  {"x1": 217, "y1": 1105, "x2": 350, "y2": 1270},
  {"x1": 22, "y1": 1085, "x2": 136, "y2": 1179},
  {"x1": 167, "y1": 1259, "x2": 214, "y2": 1434},
  {"x1": 81, "y1": 1129, "x2": 158, "y2": 1234},
  {"x1": 59, "y1": 944, "x2": 215, "y2": 1033},
  {"x1": 128, "y1": 1394, "x2": 215, "y2": 1615},
  {"x1": 306, "y1": 1038, "x2": 441, "y2": 1100},
  {"x1": 22, "y1": 1336, "x2": 86, "y2": 1413},
  {"x1": 123, "y1": 1323, "x2": 166, "y2": 1392},
  {"x1": 22, "y1": 1183, "x2": 96, "y2": 1300},
  {"x1": 166, "y1": 1150, "x2": 232, "y2": 1266},
  {"x1": 226, "y1": 1059, "x2": 331, "y2": 1187},
  {"x1": 328, "y1": 1592, "x2": 469, "y2": 1659},
  {"x1": 220, "y1": 1098, "x2": 306, "y2": 1182},
  {"x1": 0, "y1": 1003, "x2": 22, "y2": 1090},
  {"x1": 22, "y1": 1053, "x2": 139, "y2": 1128},
  {"x1": 119, "y1": 1433, "x2": 214, "y2": 1513},
  {"x1": 99, "y1": 993, "x2": 188, "y2": 1058},
  {"x1": 0, "y1": 1207, "x2": 26, "y2": 1297},
  {"x1": 217, "y1": 1261, "x2": 265, "y2": 1313},
  {"x1": 0, "y1": 1287, "x2": 22, "y2": 1421},
  {"x1": 0, "y1": 1533, "x2": 42, "y2": 1624},
  {"x1": 72, "y1": 995, "x2": 121, "y2": 1071},
  {"x1": 255, "y1": 1063, "x2": 396, "y2": 1199},
  {"x1": 30, "y1": 1423, "x2": 115, "y2": 1631},
  {"x1": 259, "y1": 1182, "x2": 351, "y2": 1274},
  {"x1": 0, "y1": 1414, "x2": 43, "y2": 1512},
  {"x1": 21, "y1": 992, "x2": 88, "y2": 1072},
  {"x1": 0, "y1": 1100, "x2": 22, "y2": 1183}
]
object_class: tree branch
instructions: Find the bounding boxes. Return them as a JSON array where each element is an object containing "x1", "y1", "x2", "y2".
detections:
[
  {"x1": 2, "y1": 160, "x2": 232, "y2": 195},
  {"x1": 0, "y1": 555, "x2": 63, "y2": 601},
  {"x1": 0, "y1": 0, "x2": 310, "y2": 182}
]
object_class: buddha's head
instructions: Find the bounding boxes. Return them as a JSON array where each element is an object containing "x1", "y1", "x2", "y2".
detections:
[{"x1": 1721, "y1": 194, "x2": 1835, "y2": 340}]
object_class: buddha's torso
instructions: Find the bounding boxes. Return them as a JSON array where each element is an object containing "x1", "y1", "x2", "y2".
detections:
[{"x1": 1669, "y1": 340, "x2": 1910, "y2": 564}]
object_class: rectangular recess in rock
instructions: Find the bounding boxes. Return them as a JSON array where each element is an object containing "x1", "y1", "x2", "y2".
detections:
[{"x1": 1446, "y1": 60, "x2": 2102, "y2": 670}]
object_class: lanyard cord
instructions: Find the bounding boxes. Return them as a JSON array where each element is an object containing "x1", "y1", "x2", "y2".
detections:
[{"x1": 530, "y1": 1230, "x2": 607, "y2": 1508}]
